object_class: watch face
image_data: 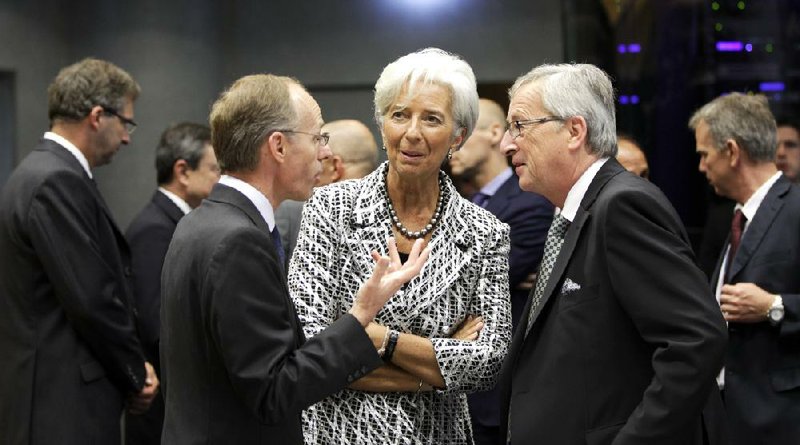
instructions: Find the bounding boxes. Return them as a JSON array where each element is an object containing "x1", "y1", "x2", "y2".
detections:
[{"x1": 769, "y1": 306, "x2": 785, "y2": 323}]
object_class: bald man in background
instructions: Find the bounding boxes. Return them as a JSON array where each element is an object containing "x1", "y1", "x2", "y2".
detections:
[
  {"x1": 275, "y1": 119, "x2": 379, "y2": 261},
  {"x1": 616, "y1": 134, "x2": 649, "y2": 179}
]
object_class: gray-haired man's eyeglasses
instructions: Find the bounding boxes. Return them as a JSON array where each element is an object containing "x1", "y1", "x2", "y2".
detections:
[
  {"x1": 507, "y1": 116, "x2": 562, "y2": 139},
  {"x1": 275, "y1": 130, "x2": 330, "y2": 147}
]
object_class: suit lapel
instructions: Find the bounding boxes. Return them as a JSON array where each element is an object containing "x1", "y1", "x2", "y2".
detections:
[
  {"x1": 153, "y1": 191, "x2": 186, "y2": 225},
  {"x1": 728, "y1": 177, "x2": 789, "y2": 280},
  {"x1": 520, "y1": 159, "x2": 623, "y2": 345}
]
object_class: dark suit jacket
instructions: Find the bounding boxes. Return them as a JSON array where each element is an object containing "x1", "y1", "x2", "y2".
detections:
[
  {"x1": 468, "y1": 172, "x2": 552, "y2": 431},
  {"x1": 160, "y1": 183, "x2": 383, "y2": 445},
  {"x1": 711, "y1": 175, "x2": 800, "y2": 445},
  {"x1": 126, "y1": 190, "x2": 184, "y2": 369},
  {"x1": 499, "y1": 159, "x2": 728, "y2": 445},
  {"x1": 0, "y1": 138, "x2": 146, "y2": 445},
  {"x1": 125, "y1": 190, "x2": 185, "y2": 445}
]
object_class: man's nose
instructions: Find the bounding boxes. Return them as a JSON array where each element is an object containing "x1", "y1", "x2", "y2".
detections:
[{"x1": 500, "y1": 130, "x2": 516, "y2": 156}]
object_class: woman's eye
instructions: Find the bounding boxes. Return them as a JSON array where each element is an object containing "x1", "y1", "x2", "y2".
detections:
[
  {"x1": 425, "y1": 115, "x2": 442, "y2": 124},
  {"x1": 391, "y1": 111, "x2": 405, "y2": 119}
]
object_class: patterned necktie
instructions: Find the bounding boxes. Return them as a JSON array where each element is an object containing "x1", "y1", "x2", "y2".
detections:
[
  {"x1": 270, "y1": 226, "x2": 286, "y2": 271},
  {"x1": 471, "y1": 192, "x2": 491, "y2": 208},
  {"x1": 525, "y1": 213, "x2": 570, "y2": 335},
  {"x1": 725, "y1": 209, "x2": 746, "y2": 280}
]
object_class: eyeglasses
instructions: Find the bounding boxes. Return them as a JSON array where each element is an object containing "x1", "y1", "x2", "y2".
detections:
[
  {"x1": 507, "y1": 116, "x2": 562, "y2": 139},
  {"x1": 100, "y1": 106, "x2": 138, "y2": 134},
  {"x1": 275, "y1": 129, "x2": 330, "y2": 147}
]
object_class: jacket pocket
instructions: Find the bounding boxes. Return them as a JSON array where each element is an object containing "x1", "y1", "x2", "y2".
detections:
[
  {"x1": 80, "y1": 360, "x2": 107, "y2": 383},
  {"x1": 771, "y1": 366, "x2": 800, "y2": 392}
]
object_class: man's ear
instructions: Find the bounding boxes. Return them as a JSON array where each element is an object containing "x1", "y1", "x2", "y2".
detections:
[
  {"x1": 174, "y1": 159, "x2": 191, "y2": 187},
  {"x1": 565, "y1": 116, "x2": 588, "y2": 151},
  {"x1": 87, "y1": 105, "x2": 105, "y2": 131},
  {"x1": 727, "y1": 139, "x2": 742, "y2": 167},
  {"x1": 331, "y1": 155, "x2": 345, "y2": 182},
  {"x1": 266, "y1": 131, "x2": 288, "y2": 163},
  {"x1": 488, "y1": 122, "x2": 505, "y2": 148}
]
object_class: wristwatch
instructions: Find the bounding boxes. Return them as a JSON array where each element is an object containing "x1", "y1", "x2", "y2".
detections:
[{"x1": 767, "y1": 295, "x2": 784, "y2": 326}]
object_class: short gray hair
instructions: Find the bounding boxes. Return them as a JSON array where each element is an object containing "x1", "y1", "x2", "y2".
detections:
[
  {"x1": 688, "y1": 93, "x2": 777, "y2": 162},
  {"x1": 510, "y1": 63, "x2": 617, "y2": 157},
  {"x1": 47, "y1": 58, "x2": 140, "y2": 122},
  {"x1": 374, "y1": 48, "x2": 479, "y2": 145},
  {"x1": 209, "y1": 74, "x2": 300, "y2": 172}
]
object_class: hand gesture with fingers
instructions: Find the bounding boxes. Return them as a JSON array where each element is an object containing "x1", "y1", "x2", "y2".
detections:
[{"x1": 349, "y1": 237, "x2": 430, "y2": 326}]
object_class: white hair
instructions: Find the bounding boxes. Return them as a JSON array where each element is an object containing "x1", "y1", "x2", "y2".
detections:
[
  {"x1": 374, "y1": 48, "x2": 479, "y2": 146},
  {"x1": 510, "y1": 63, "x2": 617, "y2": 157}
]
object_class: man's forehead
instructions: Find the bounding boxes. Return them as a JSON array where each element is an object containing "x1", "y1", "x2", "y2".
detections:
[{"x1": 508, "y1": 84, "x2": 542, "y2": 118}]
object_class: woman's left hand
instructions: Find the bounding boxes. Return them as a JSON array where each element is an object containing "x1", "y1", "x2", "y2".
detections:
[{"x1": 451, "y1": 315, "x2": 484, "y2": 341}]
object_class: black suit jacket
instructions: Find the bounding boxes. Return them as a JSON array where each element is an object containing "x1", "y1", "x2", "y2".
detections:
[
  {"x1": 0, "y1": 138, "x2": 146, "y2": 445},
  {"x1": 125, "y1": 190, "x2": 185, "y2": 445},
  {"x1": 499, "y1": 159, "x2": 728, "y2": 445},
  {"x1": 126, "y1": 190, "x2": 185, "y2": 368},
  {"x1": 468, "y1": 173, "x2": 552, "y2": 430},
  {"x1": 711, "y1": 175, "x2": 800, "y2": 445},
  {"x1": 160, "y1": 183, "x2": 382, "y2": 445}
]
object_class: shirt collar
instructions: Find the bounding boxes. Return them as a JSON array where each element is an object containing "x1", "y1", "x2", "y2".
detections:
[
  {"x1": 479, "y1": 167, "x2": 513, "y2": 196},
  {"x1": 737, "y1": 170, "x2": 783, "y2": 225},
  {"x1": 218, "y1": 175, "x2": 276, "y2": 230},
  {"x1": 158, "y1": 187, "x2": 193, "y2": 215},
  {"x1": 44, "y1": 132, "x2": 92, "y2": 179},
  {"x1": 560, "y1": 157, "x2": 609, "y2": 222}
]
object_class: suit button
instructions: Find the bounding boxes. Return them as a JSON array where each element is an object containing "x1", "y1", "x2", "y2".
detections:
[
  {"x1": 124, "y1": 266, "x2": 132, "y2": 277},
  {"x1": 346, "y1": 375, "x2": 354, "y2": 383}
]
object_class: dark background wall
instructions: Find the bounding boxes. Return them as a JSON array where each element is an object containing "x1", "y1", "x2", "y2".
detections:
[{"x1": 0, "y1": 0, "x2": 563, "y2": 228}]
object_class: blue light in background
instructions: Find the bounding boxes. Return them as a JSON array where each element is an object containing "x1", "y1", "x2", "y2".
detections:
[
  {"x1": 716, "y1": 41, "x2": 743, "y2": 52},
  {"x1": 619, "y1": 95, "x2": 630, "y2": 105},
  {"x1": 745, "y1": 43, "x2": 753, "y2": 52},
  {"x1": 618, "y1": 44, "x2": 627, "y2": 54},
  {"x1": 759, "y1": 82, "x2": 785, "y2": 92},
  {"x1": 627, "y1": 43, "x2": 641, "y2": 53},
  {"x1": 631, "y1": 95, "x2": 640, "y2": 104}
]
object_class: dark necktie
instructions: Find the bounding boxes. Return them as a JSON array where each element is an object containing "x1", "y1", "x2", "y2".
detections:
[
  {"x1": 525, "y1": 213, "x2": 570, "y2": 336},
  {"x1": 472, "y1": 192, "x2": 491, "y2": 208},
  {"x1": 270, "y1": 226, "x2": 286, "y2": 271},
  {"x1": 725, "y1": 209, "x2": 746, "y2": 280}
]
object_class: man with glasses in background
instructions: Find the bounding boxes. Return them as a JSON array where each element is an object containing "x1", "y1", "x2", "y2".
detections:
[
  {"x1": 0, "y1": 58, "x2": 158, "y2": 445},
  {"x1": 124, "y1": 122, "x2": 220, "y2": 445},
  {"x1": 498, "y1": 63, "x2": 727, "y2": 445}
]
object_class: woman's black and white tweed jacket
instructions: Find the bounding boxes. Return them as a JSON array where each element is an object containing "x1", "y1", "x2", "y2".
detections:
[{"x1": 288, "y1": 162, "x2": 511, "y2": 445}]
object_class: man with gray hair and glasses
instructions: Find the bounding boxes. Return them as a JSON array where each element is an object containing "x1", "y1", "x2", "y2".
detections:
[
  {"x1": 691, "y1": 93, "x2": 800, "y2": 445},
  {"x1": 498, "y1": 63, "x2": 727, "y2": 445},
  {"x1": 0, "y1": 58, "x2": 158, "y2": 444}
]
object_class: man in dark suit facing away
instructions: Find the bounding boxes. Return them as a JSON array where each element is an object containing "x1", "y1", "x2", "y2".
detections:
[
  {"x1": 159, "y1": 74, "x2": 429, "y2": 445},
  {"x1": 125, "y1": 122, "x2": 220, "y2": 445},
  {"x1": 691, "y1": 93, "x2": 800, "y2": 445},
  {"x1": 449, "y1": 98, "x2": 553, "y2": 445},
  {"x1": 0, "y1": 58, "x2": 159, "y2": 445},
  {"x1": 498, "y1": 63, "x2": 728, "y2": 445}
]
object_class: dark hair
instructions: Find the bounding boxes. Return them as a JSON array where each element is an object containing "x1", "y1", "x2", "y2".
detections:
[
  {"x1": 776, "y1": 118, "x2": 800, "y2": 133},
  {"x1": 47, "y1": 58, "x2": 140, "y2": 122},
  {"x1": 155, "y1": 122, "x2": 211, "y2": 185}
]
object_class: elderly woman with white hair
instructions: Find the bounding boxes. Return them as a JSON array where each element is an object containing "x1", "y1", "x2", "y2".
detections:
[{"x1": 288, "y1": 48, "x2": 511, "y2": 444}]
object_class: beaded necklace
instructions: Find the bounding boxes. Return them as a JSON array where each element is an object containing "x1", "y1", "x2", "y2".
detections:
[{"x1": 384, "y1": 165, "x2": 446, "y2": 239}]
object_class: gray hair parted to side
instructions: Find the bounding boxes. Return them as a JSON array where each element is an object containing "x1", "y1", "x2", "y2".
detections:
[
  {"x1": 510, "y1": 63, "x2": 617, "y2": 157},
  {"x1": 688, "y1": 92, "x2": 777, "y2": 163},
  {"x1": 210, "y1": 74, "x2": 301, "y2": 172},
  {"x1": 47, "y1": 58, "x2": 140, "y2": 123},
  {"x1": 373, "y1": 48, "x2": 479, "y2": 146}
]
